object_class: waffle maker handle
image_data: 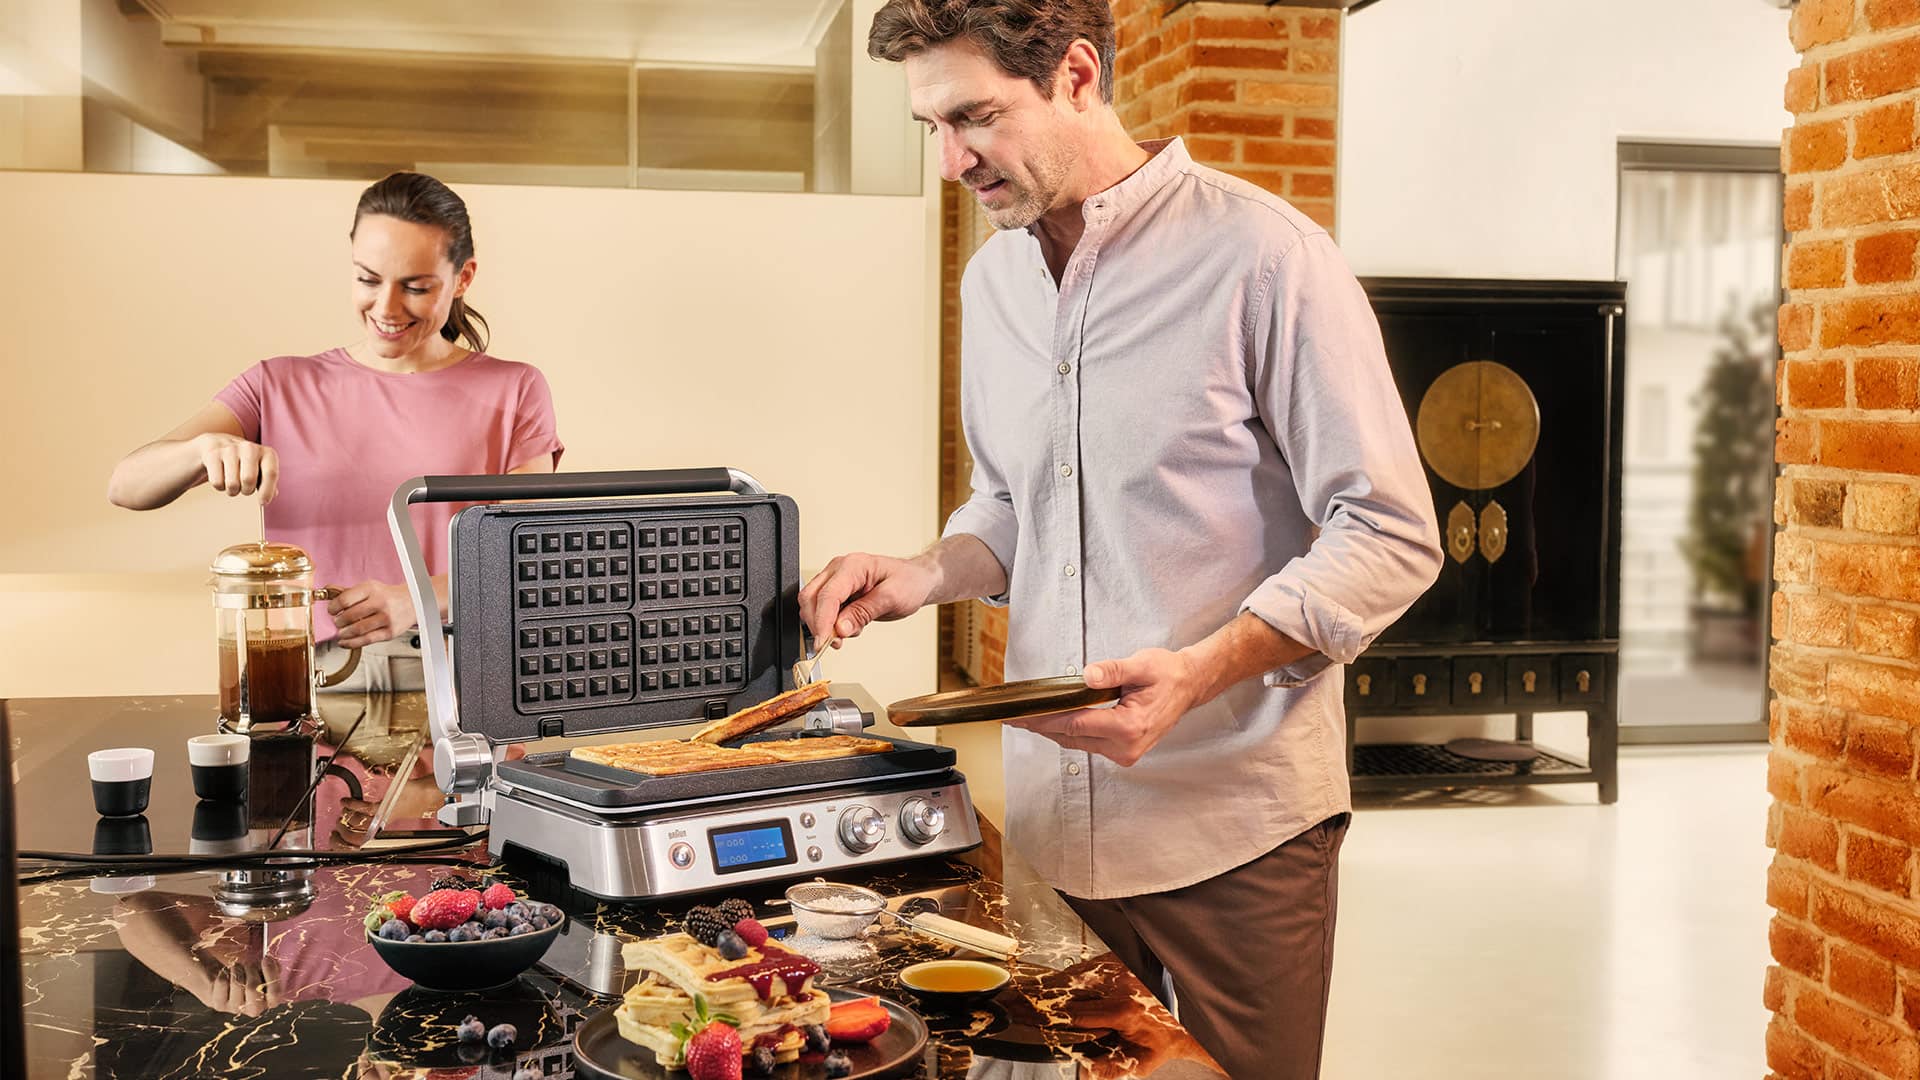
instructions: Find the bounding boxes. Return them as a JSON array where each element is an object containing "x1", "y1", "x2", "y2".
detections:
[{"x1": 387, "y1": 468, "x2": 769, "y2": 824}]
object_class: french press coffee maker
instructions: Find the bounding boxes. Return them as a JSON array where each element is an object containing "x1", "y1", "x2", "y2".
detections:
[{"x1": 211, "y1": 542, "x2": 361, "y2": 731}]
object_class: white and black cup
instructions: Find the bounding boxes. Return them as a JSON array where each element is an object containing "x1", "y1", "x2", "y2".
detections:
[
  {"x1": 88, "y1": 748, "x2": 154, "y2": 817},
  {"x1": 188, "y1": 733, "x2": 250, "y2": 801}
]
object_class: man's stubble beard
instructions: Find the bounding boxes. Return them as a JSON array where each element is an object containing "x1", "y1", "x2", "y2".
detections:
[{"x1": 981, "y1": 138, "x2": 1077, "y2": 231}]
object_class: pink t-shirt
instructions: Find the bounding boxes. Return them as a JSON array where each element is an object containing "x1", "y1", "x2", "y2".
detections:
[{"x1": 216, "y1": 348, "x2": 564, "y2": 640}]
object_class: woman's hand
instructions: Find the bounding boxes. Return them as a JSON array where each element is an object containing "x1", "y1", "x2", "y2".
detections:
[
  {"x1": 326, "y1": 581, "x2": 421, "y2": 647},
  {"x1": 193, "y1": 432, "x2": 279, "y2": 503}
]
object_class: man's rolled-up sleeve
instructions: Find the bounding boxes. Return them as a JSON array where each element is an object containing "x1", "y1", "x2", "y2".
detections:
[{"x1": 1241, "y1": 233, "x2": 1444, "y2": 686}]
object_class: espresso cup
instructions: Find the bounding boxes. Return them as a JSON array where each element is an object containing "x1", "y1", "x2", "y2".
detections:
[
  {"x1": 188, "y1": 733, "x2": 250, "y2": 801},
  {"x1": 88, "y1": 748, "x2": 154, "y2": 817},
  {"x1": 190, "y1": 799, "x2": 251, "y2": 856}
]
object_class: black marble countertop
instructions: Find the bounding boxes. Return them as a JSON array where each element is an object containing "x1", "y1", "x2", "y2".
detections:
[{"x1": 8, "y1": 693, "x2": 1225, "y2": 1080}]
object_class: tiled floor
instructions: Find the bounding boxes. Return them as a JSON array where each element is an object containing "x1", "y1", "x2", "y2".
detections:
[{"x1": 1324, "y1": 744, "x2": 1770, "y2": 1079}]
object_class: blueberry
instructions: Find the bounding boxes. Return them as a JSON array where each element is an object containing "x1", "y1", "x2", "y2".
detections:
[
  {"x1": 504, "y1": 902, "x2": 528, "y2": 921},
  {"x1": 509, "y1": 922, "x2": 534, "y2": 936},
  {"x1": 529, "y1": 915, "x2": 549, "y2": 931},
  {"x1": 802, "y1": 1023, "x2": 829, "y2": 1053},
  {"x1": 456, "y1": 1015, "x2": 487, "y2": 1043},
  {"x1": 405, "y1": 934, "x2": 425, "y2": 943},
  {"x1": 750, "y1": 1045, "x2": 777, "y2": 1075},
  {"x1": 423, "y1": 930, "x2": 448, "y2": 943},
  {"x1": 377, "y1": 919, "x2": 409, "y2": 941},
  {"x1": 823, "y1": 1049, "x2": 852, "y2": 1078},
  {"x1": 486, "y1": 1022, "x2": 517, "y2": 1050},
  {"x1": 487, "y1": 927, "x2": 510, "y2": 939},
  {"x1": 540, "y1": 903, "x2": 564, "y2": 924},
  {"x1": 448, "y1": 925, "x2": 473, "y2": 943},
  {"x1": 484, "y1": 909, "x2": 511, "y2": 930},
  {"x1": 456, "y1": 1041, "x2": 488, "y2": 1064},
  {"x1": 715, "y1": 929, "x2": 749, "y2": 960}
]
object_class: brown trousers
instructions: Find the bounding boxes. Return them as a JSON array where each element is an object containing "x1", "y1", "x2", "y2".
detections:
[{"x1": 1061, "y1": 813, "x2": 1349, "y2": 1080}]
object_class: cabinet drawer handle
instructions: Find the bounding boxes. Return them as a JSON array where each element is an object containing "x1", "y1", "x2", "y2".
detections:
[
  {"x1": 1413, "y1": 673, "x2": 1428, "y2": 696},
  {"x1": 1468, "y1": 672, "x2": 1483, "y2": 695},
  {"x1": 1357, "y1": 674, "x2": 1372, "y2": 696},
  {"x1": 1577, "y1": 670, "x2": 1591, "y2": 693},
  {"x1": 1522, "y1": 670, "x2": 1537, "y2": 694}
]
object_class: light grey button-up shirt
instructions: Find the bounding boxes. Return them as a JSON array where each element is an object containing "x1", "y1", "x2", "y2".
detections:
[{"x1": 943, "y1": 138, "x2": 1442, "y2": 899}]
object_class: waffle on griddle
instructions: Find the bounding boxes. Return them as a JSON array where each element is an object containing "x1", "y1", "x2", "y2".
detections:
[
  {"x1": 688, "y1": 681, "x2": 834, "y2": 744},
  {"x1": 569, "y1": 733, "x2": 890, "y2": 777}
]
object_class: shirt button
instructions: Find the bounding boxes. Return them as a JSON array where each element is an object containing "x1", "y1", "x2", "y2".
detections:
[
  {"x1": 1058, "y1": 362, "x2": 1072, "y2": 375},
  {"x1": 1065, "y1": 664, "x2": 1078, "y2": 676},
  {"x1": 1059, "y1": 464, "x2": 1073, "y2": 478},
  {"x1": 1067, "y1": 761, "x2": 1082, "y2": 776},
  {"x1": 1063, "y1": 564, "x2": 1076, "y2": 578}
]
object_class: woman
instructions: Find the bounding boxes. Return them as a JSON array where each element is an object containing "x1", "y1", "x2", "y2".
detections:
[{"x1": 108, "y1": 172, "x2": 563, "y2": 690}]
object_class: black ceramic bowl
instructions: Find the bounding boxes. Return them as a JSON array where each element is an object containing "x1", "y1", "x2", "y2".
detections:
[
  {"x1": 367, "y1": 914, "x2": 566, "y2": 993},
  {"x1": 897, "y1": 959, "x2": 1011, "y2": 1012}
]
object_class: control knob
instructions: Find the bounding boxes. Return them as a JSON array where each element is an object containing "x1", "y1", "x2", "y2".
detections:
[
  {"x1": 899, "y1": 798, "x2": 946, "y2": 845},
  {"x1": 838, "y1": 805, "x2": 887, "y2": 854}
]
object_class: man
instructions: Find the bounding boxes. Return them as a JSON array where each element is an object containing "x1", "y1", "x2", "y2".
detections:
[{"x1": 798, "y1": 2, "x2": 1442, "y2": 1075}]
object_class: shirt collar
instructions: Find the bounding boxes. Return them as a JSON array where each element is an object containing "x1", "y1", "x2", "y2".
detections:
[{"x1": 1030, "y1": 136, "x2": 1189, "y2": 235}]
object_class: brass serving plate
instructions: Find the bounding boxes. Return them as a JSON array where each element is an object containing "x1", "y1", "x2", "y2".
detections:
[{"x1": 887, "y1": 677, "x2": 1122, "y2": 728}]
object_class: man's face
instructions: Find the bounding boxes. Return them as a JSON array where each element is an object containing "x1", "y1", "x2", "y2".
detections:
[{"x1": 907, "y1": 39, "x2": 1080, "y2": 230}]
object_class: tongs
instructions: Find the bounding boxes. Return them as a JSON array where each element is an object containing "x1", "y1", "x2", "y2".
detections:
[{"x1": 791, "y1": 627, "x2": 839, "y2": 688}]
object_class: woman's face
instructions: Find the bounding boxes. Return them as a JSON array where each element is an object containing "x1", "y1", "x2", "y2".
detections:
[{"x1": 350, "y1": 214, "x2": 475, "y2": 362}]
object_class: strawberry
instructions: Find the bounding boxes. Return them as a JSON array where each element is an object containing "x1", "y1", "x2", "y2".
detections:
[
  {"x1": 826, "y1": 997, "x2": 891, "y2": 1044},
  {"x1": 386, "y1": 894, "x2": 418, "y2": 925},
  {"x1": 730, "y1": 918, "x2": 768, "y2": 949},
  {"x1": 409, "y1": 888, "x2": 481, "y2": 931},
  {"x1": 481, "y1": 883, "x2": 516, "y2": 910},
  {"x1": 682, "y1": 1021, "x2": 743, "y2": 1080}
]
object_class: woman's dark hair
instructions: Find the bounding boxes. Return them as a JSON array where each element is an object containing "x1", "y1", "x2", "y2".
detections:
[
  {"x1": 350, "y1": 172, "x2": 489, "y2": 352},
  {"x1": 868, "y1": 0, "x2": 1115, "y2": 103}
]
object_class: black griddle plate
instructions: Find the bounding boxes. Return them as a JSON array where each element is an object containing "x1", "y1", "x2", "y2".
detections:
[{"x1": 496, "y1": 733, "x2": 955, "y2": 809}]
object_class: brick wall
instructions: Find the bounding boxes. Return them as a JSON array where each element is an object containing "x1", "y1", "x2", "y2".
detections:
[
  {"x1": 1768, "y1": 2, "x2": 1920, "y2": 1077},
  {"x1": 1112, "y1": 0, "x2": 1339, "y2": 229},
  {"x1": 941, "y1": 2, "x2": 1342, "y2": 686}
]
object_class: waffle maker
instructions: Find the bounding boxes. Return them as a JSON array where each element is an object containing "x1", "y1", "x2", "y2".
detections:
[{"x1": 386, "y1": 469, "x2": 981, "y2": 901}]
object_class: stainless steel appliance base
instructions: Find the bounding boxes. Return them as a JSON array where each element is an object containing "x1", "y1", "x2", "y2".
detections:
[{"x1": 489, "y1": 769, "x2": 982, "y2": 902}]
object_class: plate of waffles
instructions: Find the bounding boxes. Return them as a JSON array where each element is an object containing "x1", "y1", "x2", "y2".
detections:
[
  {"x1": 573, "y1": 922, "x2": 926, "y2": 1079},
  {"x1": 573, "y1": 984, "x2": 926, "y2": 1079}
]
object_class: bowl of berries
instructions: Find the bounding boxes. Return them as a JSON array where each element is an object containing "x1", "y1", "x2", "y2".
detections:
[{"x1": 364, "y1": 874, "x2": 567, "y2": 992}]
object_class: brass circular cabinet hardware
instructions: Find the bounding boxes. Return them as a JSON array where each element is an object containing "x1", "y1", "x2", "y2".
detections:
[{"x1": 1415, "y1": 361, "x2": 1542, "y2": 490}]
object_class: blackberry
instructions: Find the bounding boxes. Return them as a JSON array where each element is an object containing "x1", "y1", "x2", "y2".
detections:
[
  {"x1": 716, "y1": 898, "x2": 754, "y2": 925},
  {"x1": 683, "y1": 905, "x2": 731, "y2": 947},
  {"x1": 430, "y1": 873, "x2": 474, "y2": 893}
]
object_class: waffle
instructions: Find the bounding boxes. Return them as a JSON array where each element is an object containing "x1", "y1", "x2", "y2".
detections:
[
  {"x1": 749, "y1": 734, "x2": 892, "y2": 762},
  {"x1": 570, "y1": 732, "x2": 888, "y2": 777},
  {"x1": 689, "y1": 681, "x2": 834, "y2": 744},
  {"x1": 571, "y1": 740, "x2": 780, "y2": 776},
  {"x1": 616, "y1": 932, "x2": 829, "y2": 1066}
]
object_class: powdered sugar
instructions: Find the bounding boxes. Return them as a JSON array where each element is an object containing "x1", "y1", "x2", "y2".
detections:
[{"x1": 782, "y1": 930, "x2": 874, "y2": 963}]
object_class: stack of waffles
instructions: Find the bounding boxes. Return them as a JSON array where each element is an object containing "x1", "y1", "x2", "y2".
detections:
[{"x1": 617, "y1": 932, "x2": 831, "y2": 1068}]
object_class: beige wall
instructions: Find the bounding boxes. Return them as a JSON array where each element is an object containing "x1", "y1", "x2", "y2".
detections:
[{"x1": 0, "y1": 170, "x2": 946, "y2": 716}]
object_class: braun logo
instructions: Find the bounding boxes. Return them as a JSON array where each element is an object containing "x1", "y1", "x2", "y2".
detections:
[{"x1": 668, "y1": 828, "x2": 687, "y2": 839}]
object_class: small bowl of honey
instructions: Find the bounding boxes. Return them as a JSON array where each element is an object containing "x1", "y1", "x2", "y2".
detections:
[{"x1": 897, "y1": 959, "x2": 1011, "y2": 1012}]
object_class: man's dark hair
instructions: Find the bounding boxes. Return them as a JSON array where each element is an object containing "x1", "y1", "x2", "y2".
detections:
[{"x1": 868, "y1": 0, "x2": 1116, "y2": 103}]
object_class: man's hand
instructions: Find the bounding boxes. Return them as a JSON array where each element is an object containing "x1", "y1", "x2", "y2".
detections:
[
  {"x1": 327, "y1": 581, "x2": 421, "y2": 648},
  {"x1": 797, "y1": 553, "x2": 939, "y2": 646},
  {"x1": 1008, "y1": 648, "x2": 1207, "y2": 767}
]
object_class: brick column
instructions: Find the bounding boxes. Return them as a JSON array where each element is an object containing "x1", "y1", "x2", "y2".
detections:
[{"x1": 1767, "y1": 3, "x2": 1920, "y2": 1077}]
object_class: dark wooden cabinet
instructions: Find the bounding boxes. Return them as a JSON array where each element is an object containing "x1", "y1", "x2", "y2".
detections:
[{"x1": 1348, "y1": 277, "x2": 1624, "y2": 804}]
